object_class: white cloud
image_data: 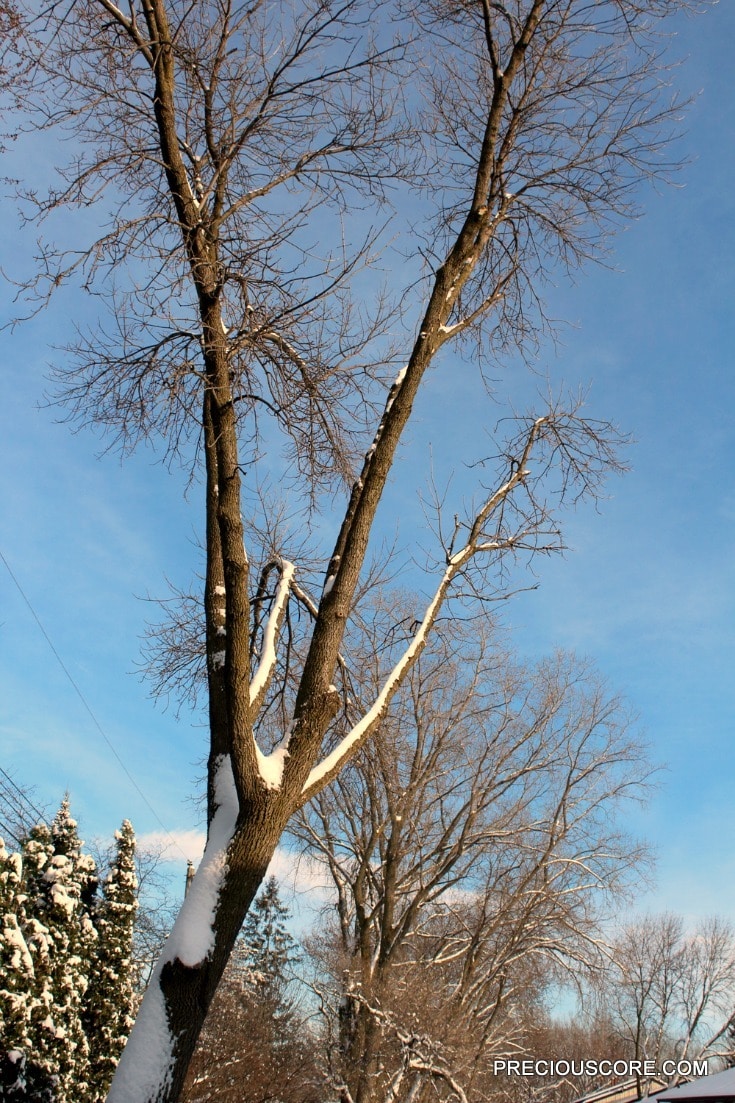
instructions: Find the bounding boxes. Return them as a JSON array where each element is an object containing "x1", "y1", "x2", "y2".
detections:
[
  {"x1": 138, "y1": 829, "x2": 206, "y2": 864},
  {"x1": 136, "y1": 831, "x2": 333, "y2": 903},
  {"x1": 267, "y1": 846, "x2": 333, "y2": 899}
]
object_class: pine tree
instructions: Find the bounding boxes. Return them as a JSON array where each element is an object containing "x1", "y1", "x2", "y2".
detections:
[
  {"x1": 0, "y1": 835, "x2": 37, "y2": 1100},
  {"x1": 27, "y1": 801, "x2": 98, "y2": 1102},
  {"x1": 1, "y1": 824, "x2": 58, "y2": 1102},
  {"x1": 238, "y1": 875, "x2": 299, "y2": 1002},
  {"x1": 0, "y1": 800, "x2": 140, "y2": 1101},
  {"x1": 0, "y1": 836, "x2": 32, "y2": 1053},
  {"x1": 85, "y1": 820, "x2": 138, "y2": 1103}
]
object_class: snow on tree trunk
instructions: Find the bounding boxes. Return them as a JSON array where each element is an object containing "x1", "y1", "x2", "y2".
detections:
[{"x1": 106, "y1": 755, "x2": 244, "y2": 1103}]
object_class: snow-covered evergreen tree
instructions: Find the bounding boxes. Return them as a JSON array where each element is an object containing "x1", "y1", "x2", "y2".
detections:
[
  {"x1": 1, "y1": 824, "x2": 59, "y2": 1102},
  {"x1": 85, "y1": 819, "x2": 138, "y2": 1103},
  {"x1": 24, "y1": 800, "x2": 98, "y2": 1102},
  {"x1": 0, "y1": 836, "x2": 33, "y2": 1054},
  {"x1": 0, "y1": 835, "x2": 47, "y2": 1101},
  {"x1": 0, "y1": 800, "x2": 141, "y2": 1101}
]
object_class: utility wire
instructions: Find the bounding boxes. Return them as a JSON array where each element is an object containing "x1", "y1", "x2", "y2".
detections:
[
  {"x1": 0, "y1": 764, "x2": 47, "y2": 847},
  {"x1": 0, "y1": 817, "x2": 23, "y2": 850},
  {"x1": 0, "y1": 764, "x2": 47, "y2": 823},
  {"x1": 0, "y1": 547, "x2": 190, "y2": 862}
]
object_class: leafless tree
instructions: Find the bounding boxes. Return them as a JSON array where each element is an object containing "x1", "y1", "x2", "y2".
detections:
[
  {"x1": 3, "y1": 0, "x2": 705, "y2": 1096},
  {"x1": 498, "y1": 1015, "x2": 631, "y2": 1103},
  {"x1": 0, "y1": 0, "x2": 25, "y2": 136},
  {"x1": 294, "y1": 623, "x2": 650, "y2": 1103},
  {"x1": 600, "y1": 914, "x2": 735, "y2": 1094},
  {"x1": 0, "y1": 767, "x2": 46, "y2": 849},
  {"x1": 674, "y1": 918, "x2": 735, "y2": 1066}
]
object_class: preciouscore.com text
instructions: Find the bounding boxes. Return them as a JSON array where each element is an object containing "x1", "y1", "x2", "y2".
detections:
[{"x1": 492, "y1": 1060, "x2": 709, "y2": 1079}]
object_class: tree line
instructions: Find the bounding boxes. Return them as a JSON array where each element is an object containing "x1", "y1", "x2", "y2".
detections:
[{"x1": 3, "y1": 618, "x2": 735, "y2": 1103}]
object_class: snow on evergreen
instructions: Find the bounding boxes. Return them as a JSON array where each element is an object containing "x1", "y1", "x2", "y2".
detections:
[
  {"x1": 86, "y1": 820, "x2": 139, "y2": 1103},
  {"x1": 0, "y1": 801, "x2": 139, "y2": 1103},
  {"x1": 23, "y1": 803, "x2": 96, "y2": 1101},
  {"x1": 0, "y1": 837, "x2": 35, "y2": 1076}
]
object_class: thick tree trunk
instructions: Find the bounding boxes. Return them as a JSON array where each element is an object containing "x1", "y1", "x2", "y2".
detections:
[{"x1": 108, "y1": 796, "x2": 289, "y2": 1102}]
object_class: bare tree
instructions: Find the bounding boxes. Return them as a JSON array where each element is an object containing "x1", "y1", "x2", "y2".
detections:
[
  {"x1": 0, "y1": 0, "x2": 25, "y2": 136},
  {"x1": 4, "y1": 0, "x2": 704, "y2": 1096},
  {"x1": 294, "y1": 622, "x2": 650, "y2": 1103},
  {"x1": 675, "y1": 918, "x2": 735, "y2": 1066},
  {"x1": 0, "y1": 767, "x2": 46, "y2": 849},
  {"x1": 499, "y1": 1015, "x2": 632, "y2": 1103},
  {"x1": 601, "y1": 914, "x2": 735, "y2": 1094}
]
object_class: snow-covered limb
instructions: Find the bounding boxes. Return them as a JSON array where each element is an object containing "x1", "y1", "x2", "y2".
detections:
[
  {"x1": 169, "y1": 756, "x2": 239, "y2": 967},
  {"x1": 300, "y1": 560, "x2": 456, "y2": 802},
  {"x1": 299, "y1": 425, "x2": 543, "y2": 805},
  {"x1": 249, "y1": 559, "x2": 295, "y2": 714},
  {"x1": 347, "y1": 989, "x2": 470, "y2": 1103},
  {"x1": 405, "y1": 1061, "x2": 469, "y2": 1103},
  {"x1": 246, "y1": 560, "x2": 296, "y2": 790}
]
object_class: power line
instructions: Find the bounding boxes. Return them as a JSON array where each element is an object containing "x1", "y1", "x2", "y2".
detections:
[
  {"x1": 0, "y1": 817, "x2": 23, "y2": 850},
  {"x1": 0, "y1": 547, "x2": 189, "y2": 862},
  {"x1": 0, "y1": 764, "x2": 47, "y2": 823}
]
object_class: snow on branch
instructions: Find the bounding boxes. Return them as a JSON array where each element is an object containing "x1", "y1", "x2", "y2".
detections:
[
  {"x1": 249, "y1": 559, "x2": 295, "y2": 715},
  {"x1": 300, "y1": 421, "x2": 545, "y2": 804},
  {"x1": 299, "y1": 560, "x2": 460, "y2": 803},
  {"x1": 345, "y1": 989, "x2": 470, "y2": 1103},
  {"x1": 247, "y1": 559, "x2": 296, "y2": 790},
  {"x1": 254, "y1": 742, "x2": 290, "y2": 791},
  {"x1": 300, "y1": 409, "x2": 623, "y2": 806}
]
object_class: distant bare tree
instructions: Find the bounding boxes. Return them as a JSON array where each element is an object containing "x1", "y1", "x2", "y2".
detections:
[
  {"x1": 501, "y1": 1015, "x2": 631, "y2": 1103},
  {"x1": 0, "y1": 0, "x2": 25, "y2": 134},
  {"x1": 601, "y1": 914, "x2": 735, "y2": 1094},
  {"x1": 0, "y1": 767, "x2": 45, "y2": 849},
  {"x1": 4, "y1": 0, "x2": 705, "y2": 1095}
]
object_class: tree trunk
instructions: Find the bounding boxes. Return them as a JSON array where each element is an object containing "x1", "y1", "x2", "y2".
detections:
[{"x1": 108, "y1": 786, "x2": 291, "y2": 1102}]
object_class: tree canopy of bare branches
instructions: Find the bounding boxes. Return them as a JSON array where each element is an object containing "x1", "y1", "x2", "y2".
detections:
[
  {"x1": 295, "y1": 622, "x2": 650, "y2": 1103},
  {"x1": 2, "y1": 0, "x2": 707, "y2": 1096}
]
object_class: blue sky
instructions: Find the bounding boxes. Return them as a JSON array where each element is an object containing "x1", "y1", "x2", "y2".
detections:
[{"x1": 1, "y1": 2, "x2": 734, "y2": 923}]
